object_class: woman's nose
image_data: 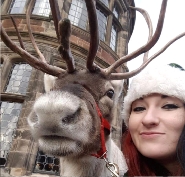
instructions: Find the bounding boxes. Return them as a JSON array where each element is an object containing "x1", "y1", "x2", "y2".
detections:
[{"x1": 142, "y1": 108, "x2": 160, "y2": 127}]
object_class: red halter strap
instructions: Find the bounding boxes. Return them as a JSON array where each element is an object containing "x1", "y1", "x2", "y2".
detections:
[{"x1": 91, "y1": 105, "x2": 110, "y2": 159}]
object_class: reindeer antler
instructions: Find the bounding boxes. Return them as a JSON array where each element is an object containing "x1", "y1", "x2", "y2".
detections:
[
  {"x1": 84, "y1": 0, "x2": 99, "y2": 72},
  {"x1": 26, "y1": 0, "x2": 46, "y2": 63},
  {"x1": 49, "y1": 0, "x2": 61, "y2": 40},
  {"x1": 129, "y1": 6, "x2": 153, "y2": 62},
  {"x1": 57, "y1": 19, "x2": 76, "y2": 73},
  {"x1": 52, "y1": 0, "x2": 99, "y2": 72},
  {"x1": 49, "y1": 0, "x2": 76, "y2": 73},
  {"x1": 83, "y1": 0, "x2": 183, "y2": 79},
  {"x1": 0, "y1": 3, "x2": 66, "y2": 77},
  {"x1": 0, "y1": 22, "x2": 65, "y2": 76},
  {"x1": 103, "y1": 0, "x2": 168, "y2": 77},
  {"x1": 10, "y1": 16, "x2": 25, "y2": 50},
  {"x1": 99, "y1": 0, "x2": 184, "y2": 79},
  {"x1": 109, "y1": 32, "x2": 185, "y2": 80},
  {"x1": 1, "y1": 0, "x2": 184, "y2": 80}
]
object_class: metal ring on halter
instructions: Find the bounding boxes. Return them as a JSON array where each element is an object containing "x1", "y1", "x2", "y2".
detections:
[{"x1": 99, "y1": 150, "x2": 108, "y2": 159}]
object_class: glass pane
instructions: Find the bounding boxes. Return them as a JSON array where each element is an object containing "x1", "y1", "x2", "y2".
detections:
[
  {"x1": 9, "y1": 0, "x2": 26, "y2": 14},
  {"x1": 96, "y1": 9, "x2": 107, "y2": 41},
  {"x1": 68, "y1": 0, "x2": 88, "y2": 30},
  {"x1": 110, "y1": 25, "x2": 117, "y2": 51},
  {"x1": 32, "y1": 0, "x2": 50, "y2": 17},
  {"x1": 0, "y1": 102, "x2": 22, "y2": 167},
  {"x1": 53, "y1": 165, "x2": 59, "y2": 172},
  {"x1": 113, "y1": 7, "x2": 119, "y2": 18},
  {"x1": 46, "y1": 156, "x2": 54, "y2": 163},
  {"x1": 5, "y1": 63, "x2": 32, "y2": 95},
  {"x1": 34, "y1": 151, "x2": 60, "y2": 175}
]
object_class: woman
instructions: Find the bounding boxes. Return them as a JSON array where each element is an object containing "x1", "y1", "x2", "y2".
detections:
[{"x1": 122, "y1": 63, "x2": 185, "y2": 176}]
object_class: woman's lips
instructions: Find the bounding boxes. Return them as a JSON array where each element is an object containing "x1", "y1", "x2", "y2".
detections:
[{"x1": 140, "y1": 132, "x2": 165, "y2": 138}]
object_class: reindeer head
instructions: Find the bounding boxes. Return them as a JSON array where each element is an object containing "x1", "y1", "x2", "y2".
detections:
[
  {"x1": 28, "y1": 70, "x2": 120, "y2": 157},
  {"x1": 1, "y1": 0, "x2": 184, "y2": 158}
]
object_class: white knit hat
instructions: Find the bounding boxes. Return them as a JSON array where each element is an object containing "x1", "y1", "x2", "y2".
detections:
[{"x1": 123, "y1": 63, "x2": 185, "y2": 126}]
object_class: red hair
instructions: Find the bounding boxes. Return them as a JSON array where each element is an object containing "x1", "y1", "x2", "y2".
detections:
[{"x1": 122, "y1": 131, "x2": 156, "y2": 176}]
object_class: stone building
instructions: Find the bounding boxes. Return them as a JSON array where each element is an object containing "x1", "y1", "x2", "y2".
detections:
[{"x1": 0, "y1": 0, "x2": 135, "y2": 176}]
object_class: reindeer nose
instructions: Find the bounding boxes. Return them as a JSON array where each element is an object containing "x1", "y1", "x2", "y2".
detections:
[
  {"x1": 62, "y1": 114, "x2": 76, "y2": 124},
  {"x1": 61, "y1": 108, "x2": 80, "y2": 124}
]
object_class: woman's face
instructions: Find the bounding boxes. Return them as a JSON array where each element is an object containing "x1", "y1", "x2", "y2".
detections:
[{"x1": 129, "y1": 93, "x2": 185, "y2": 163}]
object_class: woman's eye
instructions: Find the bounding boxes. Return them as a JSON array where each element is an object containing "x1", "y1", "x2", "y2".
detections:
[
  {"x1": 162, "y1": 104, "x2": 179, "y2": 110},
  {"x1": 132, "y1": 107, "x2": 145, "y2": 112}
]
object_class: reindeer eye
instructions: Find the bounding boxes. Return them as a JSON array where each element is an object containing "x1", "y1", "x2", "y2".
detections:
[{"x1": 106, "y1": 90, "x2": 114, "y2": 99}]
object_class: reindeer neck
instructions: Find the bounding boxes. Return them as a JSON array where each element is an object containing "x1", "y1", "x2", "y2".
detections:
[
  {"x1": 59, "y1": 137, "x2": 128, "y2": 177},
  {"x1": 59, "y1": 155, "x2": 105, "y2": 177}
]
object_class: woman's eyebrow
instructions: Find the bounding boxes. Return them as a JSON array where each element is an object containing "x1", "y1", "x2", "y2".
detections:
[
  {"x1": 161, "y1": 95, "x2": 168, "y2": 99},
  {"x1": 138, "y1": 97, "x2": 144, "y2": 100}
]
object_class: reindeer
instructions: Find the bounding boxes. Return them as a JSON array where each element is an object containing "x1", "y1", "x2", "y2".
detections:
[{"x1": 1, "y1": 0, "x2": 185, "y2": 176}]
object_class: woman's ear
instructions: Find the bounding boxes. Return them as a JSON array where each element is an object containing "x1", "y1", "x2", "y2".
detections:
[{"x1": 44, "y1": 74, "x2": 57, "y2": 92}]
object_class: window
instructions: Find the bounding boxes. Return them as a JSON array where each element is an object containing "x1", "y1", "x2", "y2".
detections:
[
  {"x1": 68, "y1": 0, "x2": 88, "y2": 30},
  {"x1": 34, "y1": 151, "x2": 60, "y2": 175},
  {"x1": 68, "y1": 0, "x2": 108, "y2": 42},
  {"x1": 9, "y1": 0, "x2": 26, "y2": 14},
  {"x1": 32, "y1": 0, "x2": 50, "y2": 17},
  {"x1": 99, "y1": 0, "x2": 109, "y2": 8},
  {"x1": 5, "y1": 63, "x2": 32, "y2": 95},
  {"x1": 96, "y1": 9, "x2": 107, "y2": 41},
  {"x1": 0, "y1": 101, "x2": 23, "y2": 166},
  {"x1": 110, "y1": 25, "x2": 117, "y2": 51},
  {"x1": 113, "y1": 6, "x2": 119, "y2": 19}
]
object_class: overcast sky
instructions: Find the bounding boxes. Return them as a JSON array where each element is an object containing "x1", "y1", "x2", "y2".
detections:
[{"x1": 128, "y1": 0, "x2": 185, "y2": 76}]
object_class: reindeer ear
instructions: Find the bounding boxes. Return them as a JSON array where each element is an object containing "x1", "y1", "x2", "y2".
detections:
[{"x1": 44, "y1": 74, "x2": 57, "y2": 92}]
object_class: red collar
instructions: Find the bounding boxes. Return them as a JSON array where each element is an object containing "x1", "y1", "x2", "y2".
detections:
[{"x1": 91, "y1": 105, "x2": 110, "y2": 158}]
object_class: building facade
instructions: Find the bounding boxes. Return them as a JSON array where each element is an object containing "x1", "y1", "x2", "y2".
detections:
[{"x1": 0, "y1": 0, "x2": 135, "y2": 176}]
